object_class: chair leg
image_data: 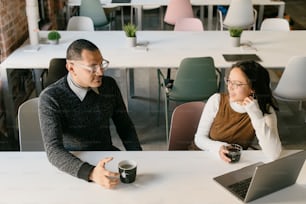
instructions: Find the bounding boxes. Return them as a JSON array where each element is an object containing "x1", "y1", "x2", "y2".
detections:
[
  {"x1": 160, "y1": 6, "x2": 164, "y2": 30},
  {"x1": 120, "y1": 7, "x2": 124, "y2": 28},
  {"x1": 164, "y1": 97, "x2": 169, "y2": 144},
  {"x1": 157, "y1": 69, "x2": 161, "y2": 126},
  {"x1": 130, "y1": 6, "x2": 134, "y2": 24}
]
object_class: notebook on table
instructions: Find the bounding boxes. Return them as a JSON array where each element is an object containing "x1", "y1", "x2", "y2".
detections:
[
  {"x1": 213, "y1": 150, "x2": 306, "y2": 203},
  {"x1": 111, "y1": 0, "x2": 131, "y2": 3},
  {"x1": 223, "y1": 54, "x2": 261, "y2": 62}
]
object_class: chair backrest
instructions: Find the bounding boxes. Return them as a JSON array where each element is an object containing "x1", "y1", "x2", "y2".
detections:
[
  {"x1": 41, "y1": 58, "x2": 68, "y2": 89},
  {"x1": 66, "y1": 16, "x2": 95, "y2": 31},
  {"x1": 169, "y1": 57, "x2": 219, "y2": 101},
  {"x1": 168, "y1": 101, "x2": 205, "y2": 150},
  {"x1": 219, "y1": 8, "x2": 257, "y2": 31},
  {"x1": 164, "y1": 0, "x2": 194, "y2": 25},
  {"x1": 260, "y1": 18, "x2": 290, "y2": 31},
  {"x1": 18, "y1": 97, "x2": 44, "y2": 151},
  {"x1": 174, "y1": 17, "x2": 204, "y2": 31},
  {"x1": 79, "y1": 0, "x2": 109, "y2": 28},
  {"x1": 273, "y1": 56, "x2": 306, "y2": 100}
]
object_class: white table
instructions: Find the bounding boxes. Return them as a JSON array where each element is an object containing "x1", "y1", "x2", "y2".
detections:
[
  {"x1": 0, "y1": 150, "x2": 305, "y2": 204},
  {"x1": 67, "y1": 0, "x2": 285, "y2": 30},
  {"x1": 1, "y1": 30, "x2": 306, "y2": 144}
]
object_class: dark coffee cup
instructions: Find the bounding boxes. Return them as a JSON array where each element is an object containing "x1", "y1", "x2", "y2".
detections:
[
  {"x1": 118, "y1": 160, "x2": 137, "y2": 184},
  {"x1": 226, "y1": 144, "x2": 242, "y2": 163}
]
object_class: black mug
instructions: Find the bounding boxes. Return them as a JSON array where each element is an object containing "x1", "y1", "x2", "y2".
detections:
[
  {"x1": 118, "y1": 160, "x2": 137, "y2": 184},
  {"x1": 226, "y1": 144, "x2": 242, "y2": 163}
]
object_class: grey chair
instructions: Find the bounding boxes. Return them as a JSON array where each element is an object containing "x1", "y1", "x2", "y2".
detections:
[
  {"x1": 168, "y1": 101, "x2": 205, "y2": 150},
  {"x1": 18, "y1": 97, "x2": 44, "y2": 151}
]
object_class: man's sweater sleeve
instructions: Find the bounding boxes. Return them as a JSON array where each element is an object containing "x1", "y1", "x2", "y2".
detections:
[
  {"x1": 110, "y1": 79, "x2": 142, "y2": 151},
  {"x1": 38, "y1": 90, "x2": 95, "y2": 181}
]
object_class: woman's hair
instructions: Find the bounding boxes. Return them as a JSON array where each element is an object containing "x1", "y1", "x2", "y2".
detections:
[
  {"x1": 230, "y1": 60, "x2": 279, "y2": 114},
  {"x1": 66, "y1": 39, "x2": 99, "y2": 60}
]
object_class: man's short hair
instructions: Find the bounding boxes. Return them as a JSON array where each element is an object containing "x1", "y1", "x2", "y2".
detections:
[{"x1": 66, "y1": 39, "x2": 99, "y2": 60}]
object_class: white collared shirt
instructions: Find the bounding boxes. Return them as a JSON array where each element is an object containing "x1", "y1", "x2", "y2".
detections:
[{"x1": 67, "y1": 73, "x2": 99, "y2": 101}]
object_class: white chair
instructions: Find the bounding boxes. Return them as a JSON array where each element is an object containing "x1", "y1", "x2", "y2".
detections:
[
  {"x1": 260, "y1": 18, "x2": 290, "y2": 31},
  {"x1": 174, "y1": 17, "x2": 204, "y2": 31},
  {"x1": 66, "y1": 16, "x2": 94, "y2": 31},
  {"x1": 273, "y1": 56, "x2": 306, "y2": 122},
  {"x1": 217, "y1": 8, "x2": 257, "y2": 31},
  {"x1": 18, "y1": 97, "x2": 44, "y2": 151}
]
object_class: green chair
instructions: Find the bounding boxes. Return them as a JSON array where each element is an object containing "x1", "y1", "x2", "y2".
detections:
[
  {"x1": 157, "y1": 57, "x2": 220, "y2": 142},
  {"x1": 79, "y1": 0, "x2": 110, "y2": 30}
]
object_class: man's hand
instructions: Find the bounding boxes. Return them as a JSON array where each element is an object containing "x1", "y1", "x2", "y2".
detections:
[{"x1": 89, "y1": 157, "x2": 120, "y2": 189}]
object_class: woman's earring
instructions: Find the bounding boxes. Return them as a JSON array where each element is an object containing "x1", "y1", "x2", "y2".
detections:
[{"x1": 252, "y1": 92, "x2": 256, "y2": 99}]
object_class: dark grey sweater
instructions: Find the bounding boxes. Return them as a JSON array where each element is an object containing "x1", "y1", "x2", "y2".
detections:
[{"x1": 38, "y1": 76, "x2": 142, "y2": 181}]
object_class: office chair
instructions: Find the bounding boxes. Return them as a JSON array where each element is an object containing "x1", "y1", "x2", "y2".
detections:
[
  {"x1": 168, "y1": 101, "x2": 205, "y2": 150},
  {"x1": 273, "y1": 56, "x2": 306, "y2": 122},
  {"x1": 260, "y1": 18, "x2": 290, "y2": 31},
  {"x1": 18, "y1": 97, "x2": 44, "y2": 151},
  {"x1": 217, "y1": 8, "x2": 257, "y2": 31},
  {"x1": 174, "y1": 17, "x2": 204, "y2": 31},
  {"x1": 158, "y1": 57, "x2": 220, "y2": 141},
  {"x1": 40, "y1": 58, "x2": 68, "y2": 89},
  {"x1": 79, "y1": 0, "x2": 111, "y2": 30},
  {"x1": 66, "y1": 16, "x2": 95, "y2": 31},
  {"x1": 164, "y1": 0, "x2": 194, "y2": 26}
]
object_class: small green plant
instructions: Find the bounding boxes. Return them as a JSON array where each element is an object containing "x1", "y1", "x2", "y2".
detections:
[
  {"x1": 229, "y1": 28, "x2": 243, "y2": 37},
  {"x1": 47, "y1": 30, "x2": 61, "y2": 40},
  {"x1": 123, "y1": 23, "x2": 137, "y2": 37}
]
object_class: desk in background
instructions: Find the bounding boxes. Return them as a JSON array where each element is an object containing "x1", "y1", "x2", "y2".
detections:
[
  {"x1": 0, "y1": 150, "x2": 305, "y2": 203},
  {"x1": 66, "y1": 0, "x2": 285, "y2": 30},
  {"x1": 1, "y1": 30, "x2": 306, "y2": 148}
]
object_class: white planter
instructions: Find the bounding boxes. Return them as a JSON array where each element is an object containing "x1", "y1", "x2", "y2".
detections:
[
  {"x1": 230, "y1": 36, "x2": 240, "y2": 47},
  {"x1": 126, "y1": 37, "x2": 137, "y2": 47},
  {"x1": 48, "y1": 39, "x2": 59, "y2": 45}
]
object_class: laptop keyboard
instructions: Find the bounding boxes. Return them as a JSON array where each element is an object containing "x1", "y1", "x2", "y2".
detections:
[{"x1": 228, "y1": 177, "x2": 252, "y2": 199}]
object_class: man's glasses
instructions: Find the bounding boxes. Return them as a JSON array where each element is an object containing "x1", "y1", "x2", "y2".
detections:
[
  {"x1": 71, "y1": 59, "x2": 109, "y2": 74},
  {"x1": 224, "y1": 77, "x2": 248, "y2": 89}
]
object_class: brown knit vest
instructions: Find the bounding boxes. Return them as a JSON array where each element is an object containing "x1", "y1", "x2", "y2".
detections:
[{"x1": 209, "y1": 93, "x2": 255, "y2": 149}]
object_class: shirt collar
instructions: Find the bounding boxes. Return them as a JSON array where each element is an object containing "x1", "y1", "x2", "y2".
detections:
[{"x1": 67, "y1": 73, "x2": 99, "y2": 101}]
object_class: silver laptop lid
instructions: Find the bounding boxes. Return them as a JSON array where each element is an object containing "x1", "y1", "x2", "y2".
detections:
[
  {"x1": 244, "y1": 150, "x2": 306, "y2": 202},
  {"x1": 214, "y1": 150, "x2": 306, "y2": 203}
]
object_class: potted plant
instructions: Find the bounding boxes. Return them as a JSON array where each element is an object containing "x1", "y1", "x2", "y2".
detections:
[
  {"x1": 47, "y1": 30, "x2": 61, "y2": 45},
  {"x1": 123, "y1": 23, "x2": 137, "y2": 47},
  {"x1": 229, "y1": 28, "x2": 243, "y2": 47}
]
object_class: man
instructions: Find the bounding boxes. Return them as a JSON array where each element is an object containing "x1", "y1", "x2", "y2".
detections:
[{"x1": 39, "y1": 39, "x2": 142, "y2": 189}]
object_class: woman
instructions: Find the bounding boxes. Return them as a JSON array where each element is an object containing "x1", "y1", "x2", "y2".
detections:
[{"x1": 194, "y1": 61, "x2": 282, "y2": 162}]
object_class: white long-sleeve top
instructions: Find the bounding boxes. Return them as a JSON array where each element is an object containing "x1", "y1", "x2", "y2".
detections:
[{"x1": 194, "y1": 93, "x2": 282, "y2": 161}]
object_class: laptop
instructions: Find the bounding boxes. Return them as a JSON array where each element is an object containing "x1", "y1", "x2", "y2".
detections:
[{"x1": 214, "y1": 150, "x2": 306, "y2": 203}]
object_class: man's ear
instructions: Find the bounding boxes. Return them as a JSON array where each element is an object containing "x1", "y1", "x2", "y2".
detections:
[{"x1": 66, "y1": 61, "x2": 76, "y2": 75}]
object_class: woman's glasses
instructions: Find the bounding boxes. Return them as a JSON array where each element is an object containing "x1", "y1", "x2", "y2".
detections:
[{"x1": 224, "y1": 77, "x2": 248, "y2": 89}]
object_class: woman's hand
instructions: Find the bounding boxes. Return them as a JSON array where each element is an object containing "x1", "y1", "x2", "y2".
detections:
[
  {"x1": 241, "y1": 95, "x2": 254, "y2": 106},
  {"x1": 89, "y1": 157, "x2": 120, "y2": 189},
  {"x1": 219, "y1": 145, "x2": 231, "y2": 163}
]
